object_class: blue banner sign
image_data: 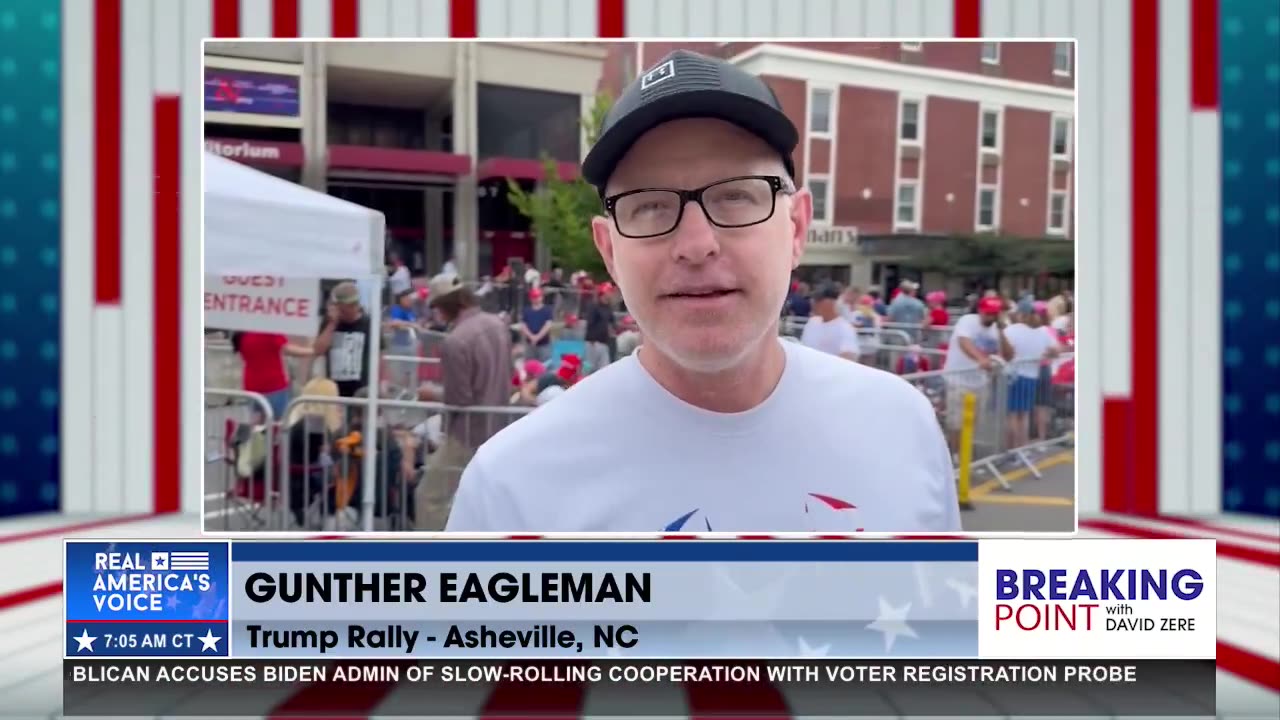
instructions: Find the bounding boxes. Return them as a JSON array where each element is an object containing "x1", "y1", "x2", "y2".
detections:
[{"x1": 204, "y1": 67, "x2": 300, "y2": 118}]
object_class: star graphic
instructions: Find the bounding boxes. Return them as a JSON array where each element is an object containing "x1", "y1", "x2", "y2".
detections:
[
  {"x1": 945, "y1": 577, "x2": 978, "y2": 609},
  {"x1": 865, "y1": 597, "x2": 918, "y2": 653},
  {"x1": 166, "y1": 594, "x2": 180, "y2": 610},
  {"x1": 797, "y1": 635, "x2": 831, "y2": 657},
  {"x1": 198, "y1": 629, "x2": 221, "y2": 652},
  {"x1": 73, "y1": 629, "x2": 97, "y2": 652},
  {"x1": 913, "y1": 563, "x2": 935, "y2": 608}
]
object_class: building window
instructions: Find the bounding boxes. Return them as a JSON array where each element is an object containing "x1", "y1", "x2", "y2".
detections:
[
  {"x1": 900, "y1": 99, "x2": 921, "y2": 143},
  {"x1": 896, "y1": 181, "x2": 918, "y2": 228},
  {"x1": 901, "y1": 42, "x2": 922, "y2": 51},
  {"x1": 1054, "y1": 42, "x2": 1072, "y2": 75},
  {"x1": 982, "y1": 42, "x2": 1000, "y2": 64},
  {"x1": 477, "y1": 83, "x2": 582, "y2": 163},
  {"x1": 977, "y1": 186, "x2": 998, "y2": 229},
  {"x1": 1052, "y1": 116, "x2": 1071, "y2": 157},
  {"x1": 809, "y1": 176, "x2": 830, "y2": 224},
  {"x1": 1049, "y1": 191, "x2": 1068, "y2": 233},
  {"x1": 809, "y1": 87, "x2": 832, "y2": 135},
  {"x1": 981, "y1": 108, "x2": 1000, "y2": 150}
]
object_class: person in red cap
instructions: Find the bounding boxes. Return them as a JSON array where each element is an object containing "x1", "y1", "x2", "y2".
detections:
[
  {"x1": 519, "y1": 286, "x2": 555, "y2": 362},
  {"x1": 941, "y1": 295, "x2": 1014, "y2": 450},
  {"x1": 445, "y1": 49, "x2": 959, "y2": 533}
]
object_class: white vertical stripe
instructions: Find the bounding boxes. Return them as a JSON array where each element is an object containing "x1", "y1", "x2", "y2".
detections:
[
  {"x1": 153, "y1": 0, "x2": 182, "y2": 94},
  {"x1": 1189, "y1": 111, "x2": 1222, "y2": 514},
  {"x1": 864, "y1": 0, "x2": 894, "y2": 36},
  {"x1": 773, "y1": 0, "x2": 805, "y2": 36},
  {"x1": 239, "y1": 0, "x2": 273, "y2": 37},
  {"x1": 1072, "y1": 0, "x2": 1101, "y2": 514},
  {"x1": 418, "y1": 0, "x2": 450, "y2": 37},
  {"x1": 92, "y1": 308, "x2": 124, "y2": 512},
  {"x1": 59, "y1": 0, "x2": 94, "y2": 513},
  {"x1": 982, "y1": 0, "x2": 1014, "y2": 37},
  {"x1": 743, "y1": 0, "x2": 778, "y2": 36},
  {"x1": 712, "y1": 0, "x2": 749, "y2": 37},
  {"x1": 1042, "y1": 0, "x2": 1073, "y2": 37},
  {"x1": 647, "y1": 0, "x2": 683, "y2": 37},
  {"x1": 564, "y1": 0, "x2": 597, "y2": 38},
  {"x1": 920, "y1": 0, "x2": 954, "y2": 37},
  {"x1": 358, "y1": 0, "x2": 391, "y2": 37},
  {"x1": 894, "y1": 0, "x2": 925, "y2": 37},
  {"x1": 1099, "y1": 0, "x2": 1132, "y2": 397},
  {"x1": 1158, "y1": 0, "x2": 1191, "y2": 514},
  {"x1": 801, "y1": 0, "x2": 835, "y2": 37},
  {"x1": 1010, "y1": 0, "x2": 1042, "y2": 36},
  {"x1": 478, "y1": 0, "x2": 507, "y2": 36},
  {"x1": 684, "y1": 0, "x2": 717, "y2": 36},
  {"x1": 299, "y1": 0, "x2": 332, "y2": 37},
  {"x1": 184, "y1": 0, "x2": 212, "y2": 515},
  {"x1": 388, "y1": 0, "x2": 419, "y2": 37},
  {"x1": 536, "y1": 0, "x2": 571, "y2": 37},
  {"x1": 507, "y1": 0, "x2": 538, "y2": 36},
  {"x1": 122, "y1": 0, "x2": 155, "y2": 513},
  {"x1": 832, "y1": 0, "x2": 864, "y2": 36}
]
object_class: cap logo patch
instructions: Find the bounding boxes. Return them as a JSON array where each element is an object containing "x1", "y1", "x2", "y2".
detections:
[{"x1": 641, "y1": 60, "x2": 675, "y2": 90}]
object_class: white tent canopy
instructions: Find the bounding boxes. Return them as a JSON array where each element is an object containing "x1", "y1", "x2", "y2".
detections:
[
  {"x1": 203, "y1": 150, "x2": 387, "y2": 532},
  {"x1": 204, "y1": 151, "x2": 385, "y2": 278}
]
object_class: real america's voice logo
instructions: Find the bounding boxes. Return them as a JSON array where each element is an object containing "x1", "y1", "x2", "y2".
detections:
[
  {"x1": 92, "y1": 550, "x2": 214, "y2": 612},
  {"x1": 993, "y1": 567, "x2": 1205, "y2": 634}
]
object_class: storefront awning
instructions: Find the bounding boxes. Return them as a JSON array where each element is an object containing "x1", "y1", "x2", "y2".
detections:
[
  {"x1": 328, "y1": 145, "x2": 472, "y2": 176},
  {"x1": 476, "y1": 157, "x2": 579, "y2": 182}
]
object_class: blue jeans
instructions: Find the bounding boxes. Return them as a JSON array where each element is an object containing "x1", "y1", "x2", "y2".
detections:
[{"x1": 264, "y1": 388, "x2": 290, "y2": 422}]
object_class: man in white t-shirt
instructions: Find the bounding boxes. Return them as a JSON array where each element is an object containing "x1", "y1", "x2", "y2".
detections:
[
  {"x1": 444, "y1": 50, "x2": 960, "y2": 533},
  {"x1": 1002, "y1": 312, "x2": 1061, "y2": 449},
  {"x1": 799, "y1": 284, "x2": 860, "y2": 361},
  {"x1": 943, "y1": 296, "x2": 1014, "y2": 448}
]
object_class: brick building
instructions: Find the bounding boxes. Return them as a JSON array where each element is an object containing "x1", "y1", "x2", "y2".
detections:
[{"x1": 601, "y1": 41, "x2": 1076, "y2": 295}]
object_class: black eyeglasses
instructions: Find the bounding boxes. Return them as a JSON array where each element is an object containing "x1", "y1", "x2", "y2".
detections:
[{"x1": 603, "y1": 175, "x2": 791, "y2": 239}]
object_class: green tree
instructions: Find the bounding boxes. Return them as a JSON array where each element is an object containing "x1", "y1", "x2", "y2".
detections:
[
  {"x1": 915, "y1": 233, "x2": 1074, "y2": 290},
  {"x1": 506, "y1": 92, "x2": 614, "y2": 278}
]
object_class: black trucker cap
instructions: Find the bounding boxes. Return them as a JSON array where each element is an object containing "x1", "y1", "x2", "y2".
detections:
[{"x1": 581, "y1": 49, "x2": 798, "y2": 193}]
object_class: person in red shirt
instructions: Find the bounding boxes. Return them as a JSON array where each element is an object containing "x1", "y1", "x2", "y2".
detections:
[
  {"x1": 925, "y1": 290, "x2": 950, "y2": 327},
  {"x1": 232, "y1": 332, "x2": 314, "y2": 421}
]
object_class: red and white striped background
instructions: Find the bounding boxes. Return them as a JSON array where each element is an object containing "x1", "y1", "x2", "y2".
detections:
[{"x1": 59, "y1": 0, "x2": 1224, "y2": 524}]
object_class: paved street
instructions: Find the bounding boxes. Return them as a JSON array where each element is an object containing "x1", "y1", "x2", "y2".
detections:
[{"x1": 961, "y1": 446, "x2": 1076, "y2": 532}]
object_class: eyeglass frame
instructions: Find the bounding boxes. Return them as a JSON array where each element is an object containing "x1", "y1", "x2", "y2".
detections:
[{"x1": 602, "y1": 174, "x2": 795, "y2": 239}]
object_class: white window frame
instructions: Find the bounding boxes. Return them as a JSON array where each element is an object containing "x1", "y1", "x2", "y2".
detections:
[
  {"x1": 808, "y1": 175, "x2": 833, "y2": 226},
  {"x1": 979, "y1": 106, "x2": 1002, "y2": 153},
  {"x1": 901, "y1": 41, "x2": 923, "y2": 52},
  {"x1": 1047, "y1": 190, "x2": 1069, "y2": 235},
  {"x1": 981, "y1": 42, "x2": 1000, "y2": 65},
  {"x1": 1051, "y1": 114, "x2": 1072, "y2": 158},
  {"x1": 895, "y1": 180, "x2": 920, "y2": 230},
  {"x1": 898, "y1": 96, "x2": 924, "y2": 146},
  {"x1": 976, "y1": 184, "x2": 999, "y2": 231},
  {"x1": 807, "y1": 84, "x2": 835, "y2": 138},
  {"x1": 1053, "y1": 42, "x2": 1073, "y2": 76}
]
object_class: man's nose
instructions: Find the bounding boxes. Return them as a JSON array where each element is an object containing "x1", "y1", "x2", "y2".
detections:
[{"x1": 668, "y1": 203, "x2": 721, "y2": 263}]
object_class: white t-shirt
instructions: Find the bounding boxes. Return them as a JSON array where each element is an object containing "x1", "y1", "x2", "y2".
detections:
[
  {"x1": 389, "y1": 266, "x2": 412, "y2": 296},
  {"x1": 800, "y1": 316, "x2": 861, "y2": 358},
  {"x1": 1003, "y1": 323, "x2": 1058, "y2": 378},
  {"x1": 944, "y1": 314, "x2": 1002, "y2": 386},
  {"x1": 445, "y1": 340, "x2": 961, "y2": 533}
]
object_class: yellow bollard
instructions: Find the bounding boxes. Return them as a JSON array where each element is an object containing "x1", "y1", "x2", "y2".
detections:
[{"x1": 957, "y1": 391, "x2": 976, "y2": 510}]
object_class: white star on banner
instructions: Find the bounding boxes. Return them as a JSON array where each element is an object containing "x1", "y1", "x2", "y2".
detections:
[
  {"x1": 945, "y1": 577, "x2": 978, "y2": 609},
  {"x1": 865, "y1": 597, "x2": 918, "y2": 652},
  {"x1": 198, "y1": 629, "x2": 221, "y2": 652},
  {"x1": 74, "y1": 629, "x2": 96, "y2": 652},
  {"x1": 797, "y1": 636, "x2": 831, "y2": 657},
  {"x1": 912, "y1": 563, "x2": 934, "y2": 608}
]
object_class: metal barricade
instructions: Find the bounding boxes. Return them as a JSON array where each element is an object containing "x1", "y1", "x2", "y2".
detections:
[
  {"x1": 204, "y1": 338, "x2": 241, "y2": 397},
  {"x1": 901, "y1": 362, "x2": 1010, "y2": 488},
  {"x1": 203, "y1": 389, "x2": 277, "y2": 532},
  {"x1": 858, "y1": 343, "x2": 946, "y2": 375},
  {"x1": 274, "y1": 395, "x2": 534, "y2": 533}
]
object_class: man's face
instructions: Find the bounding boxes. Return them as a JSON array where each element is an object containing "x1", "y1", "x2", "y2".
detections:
[
  {"x1": 338, "y1": 301, "x2": 361, "y2": 323},
  {"x1": 591, "y1": 118, "x2": 810, "y2": 372},
  {"x1": 979, "y1": 311, "x2": 999, "y2": 327}
]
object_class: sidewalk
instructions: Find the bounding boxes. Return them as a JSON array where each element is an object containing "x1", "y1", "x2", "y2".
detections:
[{"x1": 960, "y1": 447, "x2": 1075, "y2": 532}]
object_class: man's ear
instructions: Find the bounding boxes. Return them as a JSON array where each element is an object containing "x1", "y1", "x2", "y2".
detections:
[
  {"x1": 591, "y1": 215, "x2": 618, "y2": 280},
  {"x1": 786, "y1": 187, "x2": 813, "y2": 270}
]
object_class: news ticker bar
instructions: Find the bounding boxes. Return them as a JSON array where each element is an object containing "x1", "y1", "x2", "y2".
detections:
[{"x1": 63, "y1": 659, "x2": 1215, "y2": 717}]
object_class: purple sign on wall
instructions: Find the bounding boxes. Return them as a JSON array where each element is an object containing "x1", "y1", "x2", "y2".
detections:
[{"x1": 204, "y1": 67, "x2": 300, "y2": 118}]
